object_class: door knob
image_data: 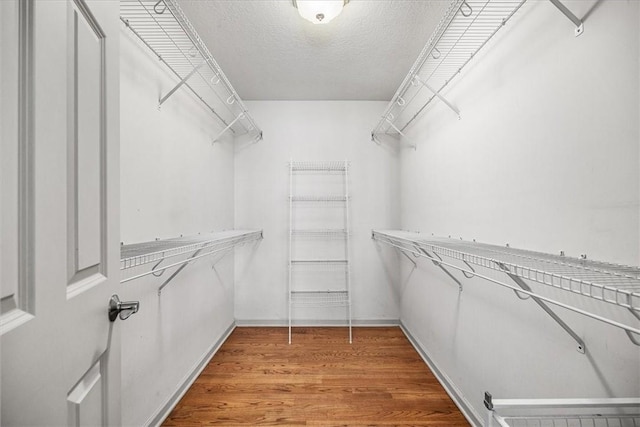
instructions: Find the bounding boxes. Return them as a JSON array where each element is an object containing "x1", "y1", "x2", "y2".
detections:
[{"x1": 108, "y1": 295, "x2": 139, "y2": 322}]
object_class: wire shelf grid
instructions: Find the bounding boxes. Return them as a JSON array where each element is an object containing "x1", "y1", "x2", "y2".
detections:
[
  {"x1": 290, "y1": 195, "x2": 348, "y2": 203},
  {"x1": 120, "y1": 230, "x2": 263, "y2": 270},
  {"x1": 372, "y1": 0, "x2": 526, "y2": 137},
  {"x1": 120, "y1": 0, "x2": 261, "y2": 139},
  {"x1": 373, "y1": 230, "x2": 640, "y2": 312},
  {"x1": 290, "y1": 291, "x2": 350, "y2": 307},
  {"x1": 291, "y1": 229, "x2": 348, "y2": 238},
  {"x1": 373, "y1": 230, "x2": 640, "y2": 343},
  {"x1": 290, "y1": 161, "x2": 349, "y2": 172}
]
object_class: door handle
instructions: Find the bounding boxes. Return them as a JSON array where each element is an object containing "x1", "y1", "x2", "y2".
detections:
[{"x1": 108, "y1": 295, "x2": 140, "y2": 322}]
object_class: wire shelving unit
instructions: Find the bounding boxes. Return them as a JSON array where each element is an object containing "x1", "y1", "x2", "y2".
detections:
[
  {"x1": 120, "y1": 230, "x2": 263, "y2": 293},
  {"x1": 120, "y1": 0, "x2": 262, "y2": 143},
  {"x1": 372, "y1": 230, "x2": 640, "y2": 349},
  {"x1": 371, "y1": 0, "x2": 584, "y2": 145},
  {"x1": 288, "y1": 160, "x2": 352, "y2": 344},
  {"x1": 484, "y1": 392, "x2": 640, "y2": 427}
]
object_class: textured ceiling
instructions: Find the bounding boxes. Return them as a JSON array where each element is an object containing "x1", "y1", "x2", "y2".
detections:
[{"x1": 177, "y1": 0, "x2": 450, "y2": 101}]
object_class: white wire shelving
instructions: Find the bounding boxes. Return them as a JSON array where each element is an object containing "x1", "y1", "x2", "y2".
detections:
[
  {"x1": 291, "y1": 229, "x2": 348, "y2": 238},
  {"x1": 371, "y1": 0, "x2": 584, "y2": 145},
  {"x1": 290, "y1": 291, "x2": 350, "y2": 307},
  {"x1": 289, "y1": 161, "x2": 352, "y2": 344},
  {"x1": 120, "y1": 0, "x2": 262, "y2": 143},
  {"x1": 120, "y1": 230, "x2": 263, "y2": 293},
  {"x1": 290, "y1": 195, "x2": 349, "y2": 203},
  {"x1": 372, "y1": 230, "x2": 640, "y2": 349},
  {"x1": 484, "y1": 392, "x2": 640, "y2": 427},
  {"x1": 290, "y1": 161, "x2": 348, "y2": 172}
]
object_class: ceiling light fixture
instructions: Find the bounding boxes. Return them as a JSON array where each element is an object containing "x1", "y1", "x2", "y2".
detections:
[{"x1": 293, "y1": 0, "x2": 349, "y2": 25}]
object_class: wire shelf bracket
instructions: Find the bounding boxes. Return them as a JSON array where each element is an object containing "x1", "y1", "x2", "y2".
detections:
[
  {"x1": 497, "y1": 262, "x2": 585, "y2": 353},
  {"x1": 417, "y1": 246, "x2": 463, "y2": 292},
  {"x1": 372, "y1": 230, "x2": 640, "y2": 348},
  {"x1": 412, "y1": 75, "x2": 461, "y2": 119},
  {"x1": 548, "y1": 0, "x2": 584, "y2": 37},
  {"x1": 158, "y1": 60, "x2": 206, "y2": 107}
]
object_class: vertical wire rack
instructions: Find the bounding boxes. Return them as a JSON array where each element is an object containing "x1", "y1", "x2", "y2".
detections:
[
  {"x1": 120, "y1": 0, "x2": 262, "y2": 142},
  {"x1": 288, "y1": 161, "x2": 352, "y2": 343}
]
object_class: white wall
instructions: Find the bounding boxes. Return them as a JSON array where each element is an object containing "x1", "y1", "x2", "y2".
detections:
[
  {"x1": 395, "y1": 0, "x2": 640, "y2": 424},
  {"x1": 119, "y1": 25, "x2": 238, "y2": 426},
  {"x1": 234, "y1": 101, "x2": 401, "y2": 325}
]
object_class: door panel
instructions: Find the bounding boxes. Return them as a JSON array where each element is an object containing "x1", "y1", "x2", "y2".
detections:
[
  {"x1": 67, "y1": 357, "x2": 105, "y2": 427},
  {"x1": 67, "y1": 0, "x2": 106, "y2": 294},
  {"x1": 1, "y1": 0, "x2": 122, "y2": 425},
  {"x1": 0, "y1": 0, "x2": 35, "y2": 331}
]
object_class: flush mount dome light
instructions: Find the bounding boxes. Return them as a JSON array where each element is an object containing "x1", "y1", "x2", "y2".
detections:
[{"x1": 293, "y1": 0, "x2": 349, "y2": 24}]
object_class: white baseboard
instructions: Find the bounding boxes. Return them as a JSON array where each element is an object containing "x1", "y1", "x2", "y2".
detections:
[
  {"x1": 400, "y1": 321, "x2": 482, "y2": 427},
  {"x1": 235, "y1": 318, "x2": 400, "y2": 327},
  {"x1": 146, "y1": 321, "x2": 236, "y2": 427}
]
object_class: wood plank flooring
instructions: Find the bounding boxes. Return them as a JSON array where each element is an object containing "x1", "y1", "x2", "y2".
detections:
[{"x1": 163, "y1": 327, "x2": 469, "y2": 426}]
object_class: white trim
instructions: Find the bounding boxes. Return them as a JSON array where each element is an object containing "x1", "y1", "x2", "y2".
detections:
[
  {"x1": 235, "y1": 318, "x2": 400, "y2": 327},
  {"x1": 400, "y1": 321, "x2": 482, "y2": 427},
  {"x1": 147, "y1": 321, "x2": 236, "y2": 427}
]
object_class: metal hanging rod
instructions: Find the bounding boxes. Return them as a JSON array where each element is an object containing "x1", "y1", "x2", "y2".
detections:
[
  {"x1": 371, "y1": 0, "x2": 585, "y2": 142},
  {"x1": 372, "y1": 230, "x2": 640, "y2": 347},
  {"x1": 120, "y1": 0, "x2": 262, "y2": 142}
]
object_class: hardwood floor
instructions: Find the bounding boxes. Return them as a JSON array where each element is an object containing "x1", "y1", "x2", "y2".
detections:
[{"x1": 163, "y1": 327, "x2": 470, "y2": 426}]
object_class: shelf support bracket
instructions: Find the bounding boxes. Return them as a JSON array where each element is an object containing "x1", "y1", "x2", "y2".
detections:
[
  {"x1": 417, "y1": 247, "x2": 463, "y2": 292},
  {"x1": 158, "y1": 249, "x2": 203, "y2": 295},
  {"x1": 548, "y1": 0, "x2": 584, "y2": 36},
  {"x1": 385, "y1": 119, "x2": 416, "y2": 150},
  {"x1": 413, "y1": 75, "x2": 461, "y2": 119},
  {"x1": 497, "y1": 262, "x2": 586, "y2": 353},
  {"x1": 399, "y1": 250, "x2": 417, "y2": 269},
  {"x1": 213, "y1": 112, "x2": 245, "y2": 143},
  {"x1": 625, "y1": 309, "x2": 640, "y2": 346},
  {"x1": 159, "y1": 60, "x2": 207, "y2": 107}
]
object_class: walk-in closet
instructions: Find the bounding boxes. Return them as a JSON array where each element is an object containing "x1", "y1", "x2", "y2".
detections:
[{"x1": 1, "y1": 0, "x2": 639, "y2": 425}]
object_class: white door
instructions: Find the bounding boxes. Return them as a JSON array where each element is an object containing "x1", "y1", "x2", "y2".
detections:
[{"x1": 1, "y1": 0, "x2": 128, "y2": 425}]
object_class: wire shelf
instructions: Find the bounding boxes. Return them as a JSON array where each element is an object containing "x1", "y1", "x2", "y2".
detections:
[
  {"x1": 121, "y1": 230, "x2": 262, "y2": 270},
  {"x1": 373, "y1": 230, "x2": 640, "y2": 311},
  {"x1": 486, "y1": 394, "x2": 640, "y2": 427},
  {"x1": 498, "y1": 415, "x2": 640, "y2": 426},
  {"x1": 290, "y1": 291, "x2": 350, "y2": 307},
  {"x1": 291, "y1": 229, "x2": 348, "y2": 238},
  {"x1": 372, "y1": 230, "x2": 640, "y2": 342},
  {"x1": 372, "y1": 0, "x2": 526, "y2": 138},
  {"x1": 120, "y1": 0, "x2": 262, "y2": 141},
  {"x1": 120, "y1": 230, "x2": 263, "y2": 288},
  {"x1": 290, "y1": 195, "x2": 348, "y2": 203},
  {"x1": 291, "y1": 259, "x2": 349, "y2": 266},
  {"x1": 290, "y1": 161, "x2": 349, "y2": 172}
]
